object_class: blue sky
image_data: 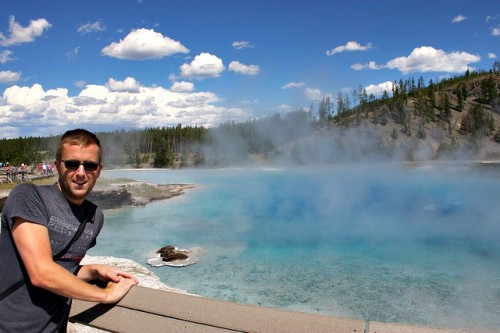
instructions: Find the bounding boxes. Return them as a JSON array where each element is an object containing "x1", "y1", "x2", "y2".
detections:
[{"x1": 0, "y1": 0, "x2": 498, "y2": 139}]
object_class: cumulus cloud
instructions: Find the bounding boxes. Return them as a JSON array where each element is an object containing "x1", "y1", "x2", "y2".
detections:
[
  {"x1": 351, "y1": 61, "x2": 384, "y2": 71},
  {"x1": 352, "y1": 47, "x2": 481, "y2": 74},
  {"x1": 326, "y1": 41, "x2": 372, "y2": 56},
  {"x1": 232, "y1": 41, "x2": 254, "y2": 49},
  {"x1": 73, "y1": 95, "x2": 106, "y2": 106},
  {"x1": 282, "y1": 82, "x2": 305, "y2": 89},
  {"x1": 77, "y1": 20, "x2": 105, "y2": 34},
  {"x1": 0, "y1": 15, "x2": 52, "y2": 46},
  {"x1": 386, "y1": 46, "x2": 480, "y2": 74},
  {"x1": 228, "y1": 61, "x2": 260, "y2": 75},
  {"x1": 304, "y1": 87, "x2": 322, "y2": 101},
  {"x1": 2, "y1": 84, "x2": 46, "y2": 105},
  {"x1": 489, "y1": 53, "x2": 497, "y2": 59},
  {"x1": 101, "y1": 28, "x2": 189, "y2": 60},
  {"x1": 492, "y1": 26, "x2": 500, "y2": 36},
  {"x1": 170, "y1": 81, "x2": 194, "y2": 92},
  {"x1": 179, "y1": 52, "x2": 224, "y2": 79},
  {"x1": 364, "y1": 81, "x2": 394, "y2": 96},
  {"x1": 106, "y1": 77, "x2": 141, "y2": 93},
  {"x1": 0, "y1": 50, "x2": 14, "y2": 63},
  {"x1": 0, "y1": 80, "x2": 250, "y2": 138},
  {"x1": 452, "y1": 15, "x2": 467, "y2": 23},
  {"x1": 0, "y1": 70, "x2": 21, "y2": 83}
]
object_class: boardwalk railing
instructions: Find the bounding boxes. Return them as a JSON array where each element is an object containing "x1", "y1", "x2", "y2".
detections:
[
  {"x1": 0, "y1": 170, "x2": 54, "y2": 184},
  {"x1": 69, "y1": 286, "x2": 470, "y2": 333}
]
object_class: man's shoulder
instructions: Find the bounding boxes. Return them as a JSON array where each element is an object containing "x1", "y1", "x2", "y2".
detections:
[{"x1": 10, "y1": 183, "x2": 52, "y2": 196}]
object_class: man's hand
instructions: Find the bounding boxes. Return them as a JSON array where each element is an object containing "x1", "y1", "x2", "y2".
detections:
[
  {"x1": 102, "y1": 277, "x2": 139, "y2": 304},
  {"x1": 78, "y1": 264, "x2": 139, "y2": 303},
  {"x1": 80, "y1": 264, "x2": 139, "y2": 284}
]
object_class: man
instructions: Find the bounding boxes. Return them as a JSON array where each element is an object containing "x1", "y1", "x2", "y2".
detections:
[{"x1": 0, "y1": 129, "x2": 138, "y2": 332}]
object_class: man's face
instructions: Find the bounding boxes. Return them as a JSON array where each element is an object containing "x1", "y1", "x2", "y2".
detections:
[{"x1": 56, "y1": 143, "x2": 102, "y2": 205}]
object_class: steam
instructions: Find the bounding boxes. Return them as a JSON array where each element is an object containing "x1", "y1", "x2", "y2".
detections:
[
  {"x1": 203, "y1": 114, "x2": 499, "y2": 167},
  {"x1": 96, "y1": 164, "x2": 500, "y2": 330}
]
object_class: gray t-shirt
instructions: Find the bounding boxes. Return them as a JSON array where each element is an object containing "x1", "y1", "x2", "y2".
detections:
[{"x1": 0, "y1": 183, "x2": 104, "y2": 332}]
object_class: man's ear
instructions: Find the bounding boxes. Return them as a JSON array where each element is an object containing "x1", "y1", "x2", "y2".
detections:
[{"x1": 54, "y1": 160, "x2": 61, "y2": 173}]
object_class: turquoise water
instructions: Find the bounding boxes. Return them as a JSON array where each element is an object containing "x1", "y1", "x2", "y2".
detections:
[{"x1": 90, "y1": 164, "x2": 500, "y2": 331}]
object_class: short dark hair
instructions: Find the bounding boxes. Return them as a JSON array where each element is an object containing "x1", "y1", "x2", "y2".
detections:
[{"x1": 56, "y1": 129, "x2": 102, "y2": 162}]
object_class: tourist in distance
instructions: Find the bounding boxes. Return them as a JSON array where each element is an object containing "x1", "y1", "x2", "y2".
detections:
[{"x1": 0, "y1": 128, "x2": 138, "y2": 332}]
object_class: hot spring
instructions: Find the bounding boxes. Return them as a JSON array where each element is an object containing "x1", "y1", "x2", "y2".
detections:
[{"x1": 90, "y1": 163, "x2": 500, "y2": 331}]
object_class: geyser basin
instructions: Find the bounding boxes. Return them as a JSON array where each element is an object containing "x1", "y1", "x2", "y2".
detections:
[{"x1": 92, "y1": 163, "x2": 500, "y2": 331}]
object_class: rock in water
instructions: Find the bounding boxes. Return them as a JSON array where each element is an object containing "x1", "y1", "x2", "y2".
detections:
[{"x1": 148, "y1": 245, "x2": 199, "y2": 267}]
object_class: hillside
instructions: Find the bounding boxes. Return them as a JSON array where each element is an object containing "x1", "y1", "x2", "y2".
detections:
[
  {"x1": 263, "y1": 71, "x2": 500, "y2": 164},
  {"x1": 0, "y1": 68, "x2": 499, "y2": 168}
]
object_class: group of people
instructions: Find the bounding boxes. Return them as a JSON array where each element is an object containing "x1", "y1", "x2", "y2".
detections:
[
  {"x1": 35, "y1": 161, "x2": 56, "y2": 176},
  {"x1": 0, "y1": 163, "x2": 32, "y2": 182},
  {"x1": 0, "y1": 161, "x2": 56, "y2": 183},
  {"x1": 0, "y1": 129, "x2": 139, "y2": 332}
]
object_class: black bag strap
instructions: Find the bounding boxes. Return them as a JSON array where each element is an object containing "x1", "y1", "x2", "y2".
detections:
[
  {"x1": 0, "y1": 218, "x2": 89, "y2": 301},
  {"x1": 0, "y1": 279, "x2": 25, "y2": 301},
  {"x1": 54, "y1": 219, "x2": 87, "y2": 258}
]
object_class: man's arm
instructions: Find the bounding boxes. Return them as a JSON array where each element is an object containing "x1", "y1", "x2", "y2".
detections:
[
  {"x1": 76, "y1": 264, "x2": 138, "y2": 284},
  {"x1": 11, "y1": 218, "x2": 138, "y2": 304}
]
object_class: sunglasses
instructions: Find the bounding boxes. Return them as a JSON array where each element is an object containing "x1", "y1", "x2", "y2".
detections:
[{"x1": 61, "y1": 160, "x2": 100, "y2": 171}]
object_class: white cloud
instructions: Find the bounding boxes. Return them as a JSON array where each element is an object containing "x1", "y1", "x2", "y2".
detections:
[
  {"x1": 282, "y1": 82, "x2": 305, "y2": 89},
  {"x1": 232, "y1": 41, "x2": 254, "y2": 49},
  {"x1": 0, "y1": 71, "x2": 21, "y2": 83},
  {"x1": 228, "y1": 61, "x2": 260, "y2": 75},
  {"x1": 170, "y1": 81, "x2": 194, "y2": 92},
  {"x1": 492, "y1": 26, "x2": 500, "y2": 36},
  {"x1": 101, "y1": 28, "x2": 189, "y2": 60},
  {"x1": 452, "y1": 15, "x2": 467, "y2": 23},
  {"x1": 326, "y1": 41, "x2": 372, "y2": 56},
  {"x1": 106, "y1": 77, "x2": 141, "y2": 93},
  {"x1": 2, "y1": 84, "x2": 46, "y2": 106},
  {"x1": 364, "y1": 81, "x2": 394, "y2": 96},
  {"x1": 180, "y1": 52, "x2": 224, "y2": 79},
  {"x1": 239, "y1": 99, "x2": 258, "y2": 105},
  {"x1": 74, "y1": 80, "x2": 86, "y2": 88},
  {"x1": 304, "y1": 87, "x2": 322, "y2": 101},
  {"x1": 77, "y1": 20, "x2": 105, "y2": 35},
  {"x1": 0, "y1": 50, "x2": 14, "y2": 64},
  {"x1": 73, "y1": 95, "x2": 106, "y2": 106},
  {"x1": 351, "y1": 61, "x2": 384, "y2": 71},
  {"x1": 65, "y1": 46, "x2": 80, "y2": 59},
  {"x1": 0, "y1": 15, "x2": 52, "y2": 46},
  {"x1": 0, "y1": 126, "x2": 19, "y2": 139},
  {"x1": 488, "y1": 53, "x2": 497, "y2": 59},
  {"x1": 386, "y1": 46, "x2": 480, "y2": 74},
  {"x1": 0, "y1": 81, "x2": 250, "y2": 138},
  {"x1": 486, "y1": 14, "x2": 500, "y2": 22},
  {"x1": 270, "y1": 104, "x2": 293, "y2": 112}
]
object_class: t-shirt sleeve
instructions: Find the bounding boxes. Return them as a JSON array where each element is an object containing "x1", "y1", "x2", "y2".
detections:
[{"x1": 4, "y1": 183, "x2": 48, "y2": 229}]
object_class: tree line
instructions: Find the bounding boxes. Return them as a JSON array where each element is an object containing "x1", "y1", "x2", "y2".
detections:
[{"x1": 1, "y1": 63, "x2": 499, "y2": 168}]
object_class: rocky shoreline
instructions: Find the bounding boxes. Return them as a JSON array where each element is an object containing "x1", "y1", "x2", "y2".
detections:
[
  {"x1": 88, "y1": 180, "x2": 195, "y2": 209},
  {"x1": 0, "y1": 178, "x2": 195, "y2": 212}
]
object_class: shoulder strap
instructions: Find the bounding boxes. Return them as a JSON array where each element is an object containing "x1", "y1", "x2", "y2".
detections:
[
  {"x1": 53, "y1": 219, "x2": 87, "y2": 259},
  {"x1": 0, "y1": 279, "x2": 24, "y2": 301}
]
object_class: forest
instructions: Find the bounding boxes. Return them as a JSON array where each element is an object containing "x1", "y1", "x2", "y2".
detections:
[{"x1": 1, "y1": 62, "x2": 499, "y2": 169}]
